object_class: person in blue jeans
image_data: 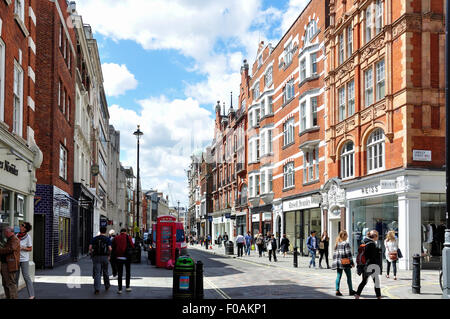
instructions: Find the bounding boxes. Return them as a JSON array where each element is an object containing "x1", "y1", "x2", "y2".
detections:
[
  {"x1": 306, "y1": 230, "x2": 319, "y2": 268},
  {"x1": 244, "y1": 232, "x2": 252, "y2": 256}
]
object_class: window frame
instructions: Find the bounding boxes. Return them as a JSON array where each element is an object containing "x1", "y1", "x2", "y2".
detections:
[
  {"x1": 59, "y1": 144, "x2": 68, "y2": 180},
  {"x1": 283, "y1": 162, "x2": 295, "y2": 189},
  {"x1": 340, "y1": 141, "x2": 355, "y2": 180},
  {"x1": 13, "y1": 61, "x2": 24, "y2": 136},
  {"x1": 283, "y1": 118, "x2": 295, "y2": 146},
  {"x1": 376, "y1": 59, "x2": 385, "y2": 101},
  {"x1": 0, "y1": 40, "x2": 6, "y2": 122},
  {"x1": 366, "y1": 129, "x2": 385, "y2": 174},
  {"x1": 347, "y1": 25, "x2": 353, "y2": 59},
  {"x1": 364, "y1": 68, "x2": 374, "y2": 107}
]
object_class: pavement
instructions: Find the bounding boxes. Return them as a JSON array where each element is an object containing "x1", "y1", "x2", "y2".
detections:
[{"x1": 189, "y1": 242, "x2": 445, "y2": 299}]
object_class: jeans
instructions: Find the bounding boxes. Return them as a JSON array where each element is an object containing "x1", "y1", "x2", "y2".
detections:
[
  {"x1": 386, "y1": 260, "x2": 397, "y2": 276},
  {"x1": 15, "y1": 261, "x2": 35, "y2": 297},
  {"x1": 245, "y1": 244, "x2": 251, "y2": 255},
  {"x1": 356, "y1": 271, "x2": 381, "y2": 298},
  {"x1": 237, "y1": 243, "x2": 244, "y2": 257},
  {"x1": 92, "y1": 255, "x2": 110, "y2": 291},
  {"x1": 269, "y1": 249, "x2": 277, "y2": 262},
  {"x1": 116, "y1": 258, "x2": 131, "y2": 290},
  {"x1": 336, "y1": 268, "x2": 353, "y2": 291},
  {"x1": 309, "y1": 249, "x2": 316, "y2": 267}
]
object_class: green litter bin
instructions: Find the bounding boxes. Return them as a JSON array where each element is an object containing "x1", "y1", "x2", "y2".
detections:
[{"x1": 172, "y1": 256, "x2": 196, "y2": 299}]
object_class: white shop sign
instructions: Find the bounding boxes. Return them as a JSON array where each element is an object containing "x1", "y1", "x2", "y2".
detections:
[
  {"x1": 283, "y1": 196, "x2": 320, "y2": 212},
  {"x1": 252, "y1": 214, "x2": 260, "y2": 222},
  {"x1": 413, "y1": 150, "x2": 432, "y2": 162},
  {"x1": 380, "y1": 180, "x2": 397, "y2": 190},
  {"x1": 263, "y1": 213, "x2": 272, "y2": 221}
]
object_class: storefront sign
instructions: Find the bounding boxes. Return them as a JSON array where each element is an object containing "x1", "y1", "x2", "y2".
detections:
[
  {"x1": 413, "y1": 150, "x2": 432, "y2": 162},
  {"x1": 283, "y1": 196, "x2": 320, "y2": 212},
  {"x1": 0, "y1": 160, "x2": 19, "y2": 176},
  {"x1": 263, "y1": 213, "x2": 272, "y2": 221},
  {"x1": 361, "y1": 184, "x2": 380, "y2": 195},
  {"x1": 252, "y1": 214, "x2": 260, "y2": 222},
  {"x1": 380, "y1": 180, "x2": 397, "y2": 190}
]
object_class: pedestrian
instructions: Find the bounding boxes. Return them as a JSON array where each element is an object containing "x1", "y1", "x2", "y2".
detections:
[
  {"x1": 109, "y1": 229, "x2": 118, "y2": 280},
  {"x1": 280, "y1": 234, "x2": 290, "y2": 258},
  {"x1": 384, "y1": 230, "x2": 398, "y2": 280},
  {"x1": 354, "y1": 230, "x2": 382, "y2": 299},
  {"x1": 255, "y1": 233, "x2": 264, "y2": 257},
  {"x1": 267, "y1": 234, "x2": 278, "y2": 262},
  {"x1": 235, "y1": 233, "x2": 245, "y2": 257},
  {"x1": 205, "y1": 235, "x2": 210, "y2": 250},
  {"x1": 15, "y1": 222, "x2": 35, "y2": 299},
  {"x1": 332, "y1": 230, "x2": 356, "y2": 296},
  {"x1": 217, "y1": 235, "x2": 222, "y2": 247},
  {"x1": 223, "y1": 232, "x2": 229, "y2": 244},
  {"x1": 89, "y1": 226, "x2": 112, "y2": 295},
  {"x1": 0, "y1": 226, "x2": 20, "y2": 299},
  {"x1": 319, "y1": 231, "x2": 330, "y2": 269},
  {"x1": 244, "y1": 232, "x2": 252, "y2": 256},
  {"x1": 112, "y1": 228, "x2": 135, "y2": 294},
  {"x1": 307, "y1": 230, "x2": 319, "y2": 268}
]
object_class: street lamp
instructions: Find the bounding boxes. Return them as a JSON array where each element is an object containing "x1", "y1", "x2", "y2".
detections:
[
  {"x1": 444, "y1": 0, "x2": 450, "y2": 299},
  {"x1": 133, "y1": 125, "x2": 143, "y2": 239}
]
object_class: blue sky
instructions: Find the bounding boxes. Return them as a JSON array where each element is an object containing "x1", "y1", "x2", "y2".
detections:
[{"x1": 75, "y1": 0, "x2": 310, "y2": 207}]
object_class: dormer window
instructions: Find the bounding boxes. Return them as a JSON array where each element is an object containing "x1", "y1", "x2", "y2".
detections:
[{"x1": 305, "y1": 20, "x2": 317, "y2": 44}]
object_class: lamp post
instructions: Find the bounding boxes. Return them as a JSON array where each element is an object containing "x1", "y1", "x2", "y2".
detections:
[
  {"x1": 443, "y1": 0, "x2": 450, "y2": 299},
  {"x1": 177, "y1": 200, "x2": 180, "y2": 222},
  {"x1": 133, "y1": 125, "x2": 143, "y2": 240}
]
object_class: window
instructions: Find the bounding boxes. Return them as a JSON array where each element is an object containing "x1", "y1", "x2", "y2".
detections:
[
  {"x1": 268, "y1": 170, "x2": 273, "y2": 192},
  {"x1": 303, "y1": 147, "x2": 319, "y2": 183},
  {"x1": 58, "y1": 217, "x2": 70, "y2": 255},
  {"x1": 300, "y1": 101, "x2": 307, "y2": 131},
  {"x1": 249, "y1": 176, "x2": 254, "y2": 197},
  {"x1": 311, "y1": 97, "x2": 318, "y2": 127},
  {"x1": 366, "y1": 7, "x2": 372, "y2": 44},
  {"x1": 375, "y1": 0, "x2": 384, "y2": 35},
  {"x1": 284, "y1": 80, "x2": 295, "y2": 103},
  {"x1": 300, "y1": 59, "x2": 306, "y2": 82},
  {"x1": 338, "y1": 87, "x2": 346, "y2": 121},
  {"x1": 348, "y1": 80, "x2": 355, "y2": 116},
  {"x1": 62, "y1": 88, "x2": 66, "y2": 114},
  {"x1": 14, "y1": 0, "x2": 25, "y2": 22},
  {"x1": 339, "y1": 33, "x2": 345, "y2": 65},
  {"x1": 305, "y1": 20, "x2": 317, "y2": 44},
  {"x1": 367, "y1": 129, "x2": 385, "y2": 173},
  {"x1": 258, "y1": 55, "x2": 263, "y2": 68},
  {"x1": 261, "y1": 132, "x2": 266, "y2": 156},
  {"x1": 67, "y1": 97, "x2": 71, "y2": 121},
  {"x1": 341, "y1": 141, "x2": 355, "y2": 179},
  {"x1": 13, "y1": 62, "x2": 23, "y2": 136},
  {"x1": 59, "y1": 145, "x2": 67, "y2": 180},
  {"x1": 256, "y1": 139, "x2": 260, "y2": 160},
  {"x1": 267, "y1": 96, "x2": 273, "y2": 114},
  {"x1": 283, "y1": 118, "x2": 295, "y2": 146},
  {"x1": 260, "y1": 99, "x2": 265, "y2": 118},
  {"x1": 283, "y1": 163, "x2": 295, "y2": 189},
  {"x1": 249, "y1": 110, "x2": 254, "y2": 128},
  {"x1": 311, "y1": 53, "x2": 317, "y2": 75},
  {"x1": 365, "y1": 68, "x2": 374, "y2": 107},
  {"x1": 265, "y1": 66, "x2": 273, "y2": 87},
  {"x1": 268, "y1": 129, "x2": 273, "y2": 153},
  {"x1": 376, "y1": 60, "x2": 385, "y2": 101},
  {"x1": 285, "y1": 41, "x2": 293, "y2": 66},
  {"x1": 241, "y1": 99, "x2": 246, "y2": 110},
  {"x1": 255, "y1": 108, "x2": 261, "y2": 126},
  {"x1": 347, "y1": 26, "x2": 353, "y2": 59},
  {"x1": 99, "y1": 153, "x2": 107, "y2": 177},
  {"x1": 0, "y1": 40, "x2": 4, "y2": 122},
  {"x1": 253, "y1": 82, "x2": 260, "y2": 100}
]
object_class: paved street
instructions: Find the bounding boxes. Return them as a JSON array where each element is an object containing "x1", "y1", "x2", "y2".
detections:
[{"x1": 13, "y1": 244, "x2": 443, "y2": 300}]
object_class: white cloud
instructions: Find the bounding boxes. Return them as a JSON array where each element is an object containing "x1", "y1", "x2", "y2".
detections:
[
  {"x1": 101, "y1": 63, "x2": 138, "y2": 97},
  {"x1": 279, "y1": 0, "x2": 310, "y2": 35}
]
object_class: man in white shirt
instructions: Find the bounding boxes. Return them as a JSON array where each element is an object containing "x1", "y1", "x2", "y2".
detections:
[{"x1": 236, "y1": 234, "x2": 245, "y2": 257}]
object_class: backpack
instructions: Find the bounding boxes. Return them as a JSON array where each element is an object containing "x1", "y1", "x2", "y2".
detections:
[
  {"x1": 356, "y1": 243, "x2": 367, "y2": 275},
  {"x1": 93, "y1": 236, "x2": 109, "y2": 256}
]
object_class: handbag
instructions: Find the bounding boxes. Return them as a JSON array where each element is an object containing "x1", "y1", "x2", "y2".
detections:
[
  {"x1": 341, "y1": 258, "x2": 351, "y2": 266},
  {"x1": 319, "y1": 242, "x2": 325, "y2": 250},
  {"x1": 389, "y1": 251, "x2": 398, "y2": 261},
  {"x1": 397, "y1": 248, "x2": 403, "y2": 259}
]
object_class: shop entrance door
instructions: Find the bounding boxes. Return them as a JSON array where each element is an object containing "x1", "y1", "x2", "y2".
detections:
[{"x1": 33, "y1": 214, "x2": 45, "y2": 269}]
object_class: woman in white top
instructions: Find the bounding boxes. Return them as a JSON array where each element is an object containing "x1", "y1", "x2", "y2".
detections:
[
  {"x1": 15, "y1": 222, "x2": 35, "y2": 299},
  {"x1": 384, "y1": 230, "x2": 398, "y2": 280}
]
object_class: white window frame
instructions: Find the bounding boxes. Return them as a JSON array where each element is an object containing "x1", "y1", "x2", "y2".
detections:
[
  {"x1": 265, "y1": 66, "x2": 273, "y2": 87},
  {"x1": 13, "y1": 61, "x2": 24, "y2": 136},
  {"x1": 284, "y1": 80, "x2": 295, "y2": 103},
  {"x1": 365, "y1": 68, "x2": 374, "y2": 107},
  {"x1": 0, "y1": 39, "x2": 5, "y2": 122},
  {"x1": 254, "y1": 82, "x2": 260, "y2": 100},
  {"x1": 348, "y1": 80, "x2": 355, "y2": 116},
  {"x1": 285, "y1": 41, "x2": 293, "y2": 66},
  {"x1": 311, "y1": 52, "x2": 317, "y2": 75},
  {"x1": 376, "y1": 60, "x2": 385, "y2": 101},
  {"x1": 375, "y1": 0, "x2": 384, "y2": 35},
  {"x1": 283, "y1": 163, "x2": 295, "y2": 189},
  {"x1": 367, "y1": 129, "x2": 385, "y2": 174},
  {"x1": 341, "y1": 141, "x2": 355, "y2": 180},
  {"x1": 303, "y1": 148, "x2": 319, "y2": 184},
  {"x1": 338, "y1": 86, "x2": 346, "y2": 121},
  {"x1": 339, "y1": 33, "x2": 345, "y2": 65},
  {"x1": 347, "y1": 25, "x2": 353, "y2": 59},
  {"x1": 283, "y1": 118, "x2": 295, "y2": 146},
  {"x1": 300, "y1": 58, "x2": 306, "y2": 82},
  {"x1": 14, "y1": 0, "x2": 25, "y2": 22},
  {"x1": 366, "y1": 6, "x2": 372, "y2": 44},
  {"x1": 59, "y1": 144, "x2": 68, "y2": 180}
]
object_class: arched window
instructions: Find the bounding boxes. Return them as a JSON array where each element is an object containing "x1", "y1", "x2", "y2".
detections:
[
  {"x1": 367, "y1": 129, "x2": 385, "y2": 173},
  {"x1": 340, "y1": 141, "x2": 355, "y2": 179},
  {"x1": 283, "y1": 162, "x2": 295, "y2": 189}
]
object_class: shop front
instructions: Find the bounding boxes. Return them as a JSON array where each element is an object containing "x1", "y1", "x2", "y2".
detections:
[
  {"x1": 211, "y1": 211, "x2": 232, "y2": 243},
  {"x1": 283, "y1": 194, "x2": 321, "y2": 256},
  {"x1": 344, "y1": 169, "x2": 446, "y2": 270},
  {"x1": 250, "y1": 204, "x2": 272, "y2": 237}
]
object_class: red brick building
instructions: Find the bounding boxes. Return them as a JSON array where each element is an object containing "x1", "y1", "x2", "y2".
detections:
[
  {"x1": 323, "y1": 0, "x2": 446, "y2": 269},
  {"x1": 33, "y1": 0, "x2": 77, "y2": 267}
]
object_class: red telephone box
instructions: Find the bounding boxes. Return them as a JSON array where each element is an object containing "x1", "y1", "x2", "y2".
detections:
[{"x1": 155, "y1": 215, "x2": 177, "y2": 268}]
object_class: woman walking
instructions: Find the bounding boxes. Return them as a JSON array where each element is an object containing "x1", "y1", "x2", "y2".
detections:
[
  {"x1": 319, "y1": 231, "x2": 330, "y2": 269},
  {"x1": 332, "y1": 230, "x2": 356, "y2": 296},
  {"x1": 255, "y1": 233, "x2": 264, "y2": 257},
  {"x1": 267, "y1": 234, "x2": 278, "y2": 262},
  {"x1": 384, "y1": 230, "x2": 398, "y2": 280},
  {"x1": 15, "y1": 222, "x2": 35, "y2": 299},
  {"x1": 280, "y1": 234, "x2": 290, "y2": 257}
]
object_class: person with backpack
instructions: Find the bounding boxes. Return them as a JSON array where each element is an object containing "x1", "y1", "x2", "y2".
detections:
[
  {"x1": 112, "y1": 228, "x2": 135, "y2": 294},
  {"x1": 332, "y1": 230, "x2": 356, "y2": 296},
  {"x1": 307, "y1": 231, "x2": 319, "y2": 268},
  {"x1": 355, "y1": 230, "x2": 382, "y2": 299},
  {"x1": 89, "y1": 226, "x2": 112, "y2": 295}
]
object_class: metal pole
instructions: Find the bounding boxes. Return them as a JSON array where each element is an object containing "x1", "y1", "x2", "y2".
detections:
[
  {"x1": 412, "y1": 254, "x2": 421, "y2": 294},
  {"x1": 443, "y1": 0, "x2": 450, "y2": 299},
  {"x1": 137, "y1": 137, "x2": 140, "y2": 234}
]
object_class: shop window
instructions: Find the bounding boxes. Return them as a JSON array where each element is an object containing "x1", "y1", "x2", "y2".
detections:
[{"x1": 58, "y1": 217, "x2": 70, "y2": 255}]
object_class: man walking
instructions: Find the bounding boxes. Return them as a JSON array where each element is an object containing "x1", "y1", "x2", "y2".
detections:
[
  {"x1": 112, "y1": 228, "x2": 135, "y2": 294},
  {"x1": 0, "y1": 227, "x2": 20, "y2": 299},
  {"x1": 89, "y1": 226, "x2": 112, "y2": 295},
  {"x1": 244, "y1": 232, "x2": 252, "y2": 256},
  {"x1": 236, "y1": 233, "x2": 245, "y2": 257},
  {"x1": 108, "y1": 229, "x2": 118, "y2": 280},
  {"x1": 307, "y1": 230, "x2": 319, "y2": 268}
]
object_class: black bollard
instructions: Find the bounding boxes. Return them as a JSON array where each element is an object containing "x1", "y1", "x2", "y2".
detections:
[
  {"x1": 412, "y1": 254, "x2": 421, "y2": 294},
  {"x1": 294, "y1": 247, "x2": 298, "y2": 268},
  {"x1": 195, "y1": 261, "x2": 204, "y2": 300}
]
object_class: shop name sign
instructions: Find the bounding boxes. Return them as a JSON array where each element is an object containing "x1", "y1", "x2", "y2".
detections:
[
  {"x1": 283, "y1": 196, "x2": 321, "y2": 212},
  {"x1": 413, "y1": 150, "x2": 431, "y2": 162},
  {"x1": 0, "y1": 160, "x2": 19, "y2": 176}
]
